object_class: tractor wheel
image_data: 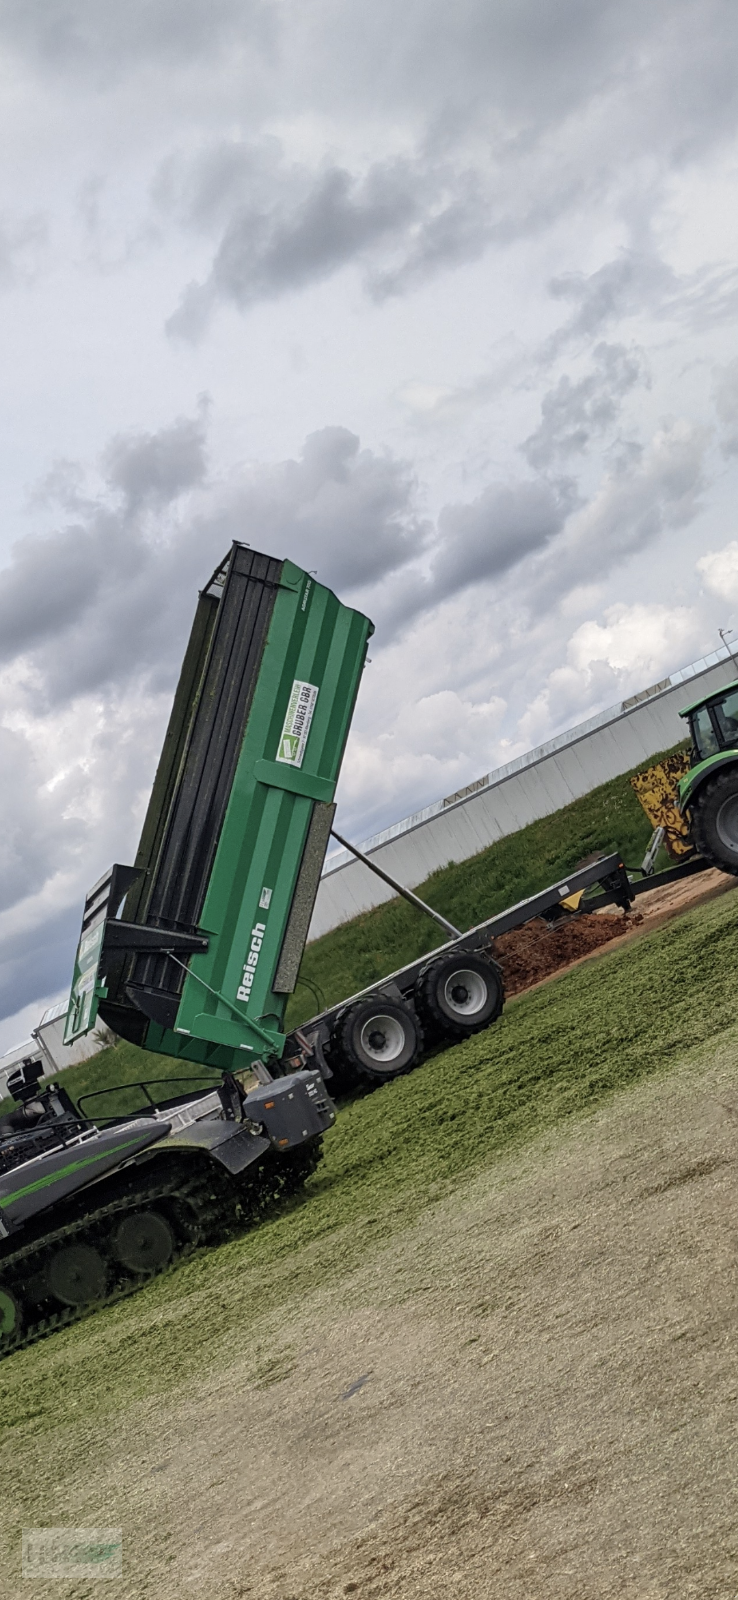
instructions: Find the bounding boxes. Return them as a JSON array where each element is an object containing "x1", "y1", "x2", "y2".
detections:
[
  {"x1": 415, "y1": 951, "x2": 504, "y2": 1040},
  {"x1": 332, "y1": 997, "x2": 423, "y2": 1087},
  {"x1": 689, "y1": 769, "x2": 738, "y2": 875}
]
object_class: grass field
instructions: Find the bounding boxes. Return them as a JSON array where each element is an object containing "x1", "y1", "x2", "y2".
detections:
[{"x1": 2, "y1": 881, "x2": 734, "y2": 1434}]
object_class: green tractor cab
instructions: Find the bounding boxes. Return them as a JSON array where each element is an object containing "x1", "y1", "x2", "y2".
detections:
[{"x1": 678, "y1": 681, "x2": 738, "y2": 873}]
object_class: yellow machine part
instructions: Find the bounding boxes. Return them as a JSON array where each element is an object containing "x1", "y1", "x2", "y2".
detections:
[{"x1": 630, "y1": 752, "x2": 693, "y2": 858}]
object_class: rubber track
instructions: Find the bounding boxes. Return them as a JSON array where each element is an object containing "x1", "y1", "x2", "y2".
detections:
[{"x1": 0, "y1": 1140, "x2": 322, "y2": 1358}]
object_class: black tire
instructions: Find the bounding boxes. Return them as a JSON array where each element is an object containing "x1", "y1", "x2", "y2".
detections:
[
  {"x1": 111, "y1": 1210, "x2": 175, "y2": 1274},
  {"x1": 46, "y1": 1242, "x2": 108, "y2": 1307},
  {"x1": 689, "y1": 769, "x2": 738, "y2": 875},
  {"x1": 0, "y1": 1285, "x2": 21, "y2": 1345},
  {"x1": 415, "y1": 951, "x2": 504, "y2": 1040},
  {"x1": 332, "y1": 998, "x2": 423, "y2": 1086}
]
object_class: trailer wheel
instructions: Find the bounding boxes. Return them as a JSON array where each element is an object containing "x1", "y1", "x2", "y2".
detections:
[
  {"x1": 333, "y1": 998, "x2": 423, "y2": 1085},
  {"x1": 689, "y1": 769, "x2": 738, "y2": 874},
  {"x1": 415, "y1": 951, "x2": 504, "y2": 1040}
]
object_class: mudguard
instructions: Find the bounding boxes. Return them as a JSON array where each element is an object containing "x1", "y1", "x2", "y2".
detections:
[
  {"x1": 678, "y1": 750, "x2": 738, "y2": 811},
  {"x1": 167, "y1": 1120, "x2": 271, "y2": 1174},
  {"x1": 0, "y1": 1120, "x2": 170, "y2": 1232}
]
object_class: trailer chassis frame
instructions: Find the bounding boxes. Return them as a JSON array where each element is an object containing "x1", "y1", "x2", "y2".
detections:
[{"x1": 286, "y1": 851, "x2": 636, "y2": 1080}]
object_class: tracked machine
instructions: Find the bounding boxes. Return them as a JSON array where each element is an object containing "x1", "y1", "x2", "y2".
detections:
[{"x1": 0, "y1": 1056, "x2": 331, "y2": 1354}]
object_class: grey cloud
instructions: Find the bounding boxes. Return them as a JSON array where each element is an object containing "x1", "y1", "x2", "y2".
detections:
[
  {"x1": 0, "y1": 414, "x2": 209, "y2": 675},
  {"x1": 365, "y1": 476, "x2": 574, "y2": 646},
  {"x1": 713, "y1": 359, "x2": 738, "y2": 455},
  {"x1": 0, "y1": 0, "x2": 623, "y2": 106},
  {"x1": 528, "y1": 419, "x2": 708, "y2": 611},
  {"x1": 154, "y1": 141, "x2": 284, "y2": 234},
  {"x1": 0, "y1": 412, "x2": 209, "y2": 694},
  {"x1": 0, "y1": 212, "x2": 47, "y2": 288},
  {"x1": 435, "y1": 479, "x2": 571, "y2": 595},
  {"x1": 104, "y1": 410, "x2": 209, "y2": 510},
  {"x1": 143, "y1": 0, "x2": 738, "y2": 331},
  {"x1": 165, "y1": 152, "x2": 491, "y2": 336},
  {"x1": 356, "y1": 0, "x2": 627, "y2": 121},
  {"x1": 0, "y1": 905, "x2": 83, "y2": 1021},
  {"x1": 544, "y1": 249, "x2": 738, "y2": 359},
  {"x1": 522, "y1": 343, "x2": 647, "y2": 468},
  {"x1": 11, "y1": 0, "x2": 735, "y2": 172},
  {"x1": 371, "y1": 419, "x2": 707, "y2": 651},
  {"x1": 544, "y1": 253, "x2": 679, "y2": 353},
  {"x1": 4, "y1": 0, "x2": 738, "y2": 260},
  {"x1": 367, "y1": 170, "x2": 491, "y2": 301},
  {"x1": 337, "y1": 0, "x2": 738, "y2": 164},
  {"x1": 0, "y1": 728, "x2": 72, "y2": 915},
  {"x1": 28, "y1": 458, "x2": 90, "y2": 513},
  {"x1": 204, "y1": 427, "x2": 428, "y2": 593},
  {"x1": 164, "y1": 139, "x2": 679, "y2": 336},
  {"x1": 169, "y1": 162, "x2": 415, "y2": 334},
  {"x1": 0, "y1": 514, "x2": 135, "y2": 665},
  {"x1": 0, "y1": 0, "x2": 266, "y2": 76},
  {"x1": 0, "y1": 418, "x2": 424, "y2": 706}
]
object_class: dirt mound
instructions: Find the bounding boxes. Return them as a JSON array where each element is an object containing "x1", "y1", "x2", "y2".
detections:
[
  {"x1": 492, "y1": 910, "x2": 637, "y2": 996},
  {"x1": 491, "y1": 867, "x2": 736, "y2": 999}
]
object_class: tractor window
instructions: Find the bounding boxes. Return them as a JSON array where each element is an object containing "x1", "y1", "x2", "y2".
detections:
[
  {"x1": 712, "y1": 689, "x2": 738, "y2": 748},
  {"x1": 691, "y1": 706, "x2": 719, "y2": 759}
]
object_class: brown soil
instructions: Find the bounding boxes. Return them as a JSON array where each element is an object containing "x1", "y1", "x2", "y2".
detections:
[
  {"x1": 623, "y1": 863, "x2": 735, "y2": 931},
  {"x1": 493, "y1": 865, "x2": 736, "y2": 998},
  {"x1": 492, "y1": 910, "x2": 638, "y2": 995}
]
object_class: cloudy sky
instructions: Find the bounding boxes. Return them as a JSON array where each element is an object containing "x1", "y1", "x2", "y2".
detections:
[{"x1": 1, "y1": 0, "x2": 738, "y2": 1048}]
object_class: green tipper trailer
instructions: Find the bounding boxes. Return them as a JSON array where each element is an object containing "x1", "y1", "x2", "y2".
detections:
[{"x1": 65, "y1": 543, "x2": 373, "y2": 1072}]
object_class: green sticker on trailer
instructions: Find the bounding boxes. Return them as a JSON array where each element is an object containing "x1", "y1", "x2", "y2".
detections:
[
  {"x1": 64, "y1": 919, "x2": 105, "y2": 1044},
  {"x1": 276, "y1": 680, "x2": 319, "y2": 767}
]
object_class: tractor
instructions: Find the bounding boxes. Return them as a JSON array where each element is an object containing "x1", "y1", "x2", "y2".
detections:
[{"x1": 678, "y1": 680, "x2": 738, "y2": 873}]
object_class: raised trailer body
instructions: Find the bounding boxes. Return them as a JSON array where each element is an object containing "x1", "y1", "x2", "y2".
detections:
[{"x1": 65, "y1": 544, "x2": 373, "y2": 1071}]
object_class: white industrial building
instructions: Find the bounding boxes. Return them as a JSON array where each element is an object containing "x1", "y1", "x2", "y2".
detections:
[
  {"x1": 310, "y1": 644, "x2": 737, "y2": 939},
  {"x1": 0, "y1": 999, "x2": 109, "y2": 1096}
]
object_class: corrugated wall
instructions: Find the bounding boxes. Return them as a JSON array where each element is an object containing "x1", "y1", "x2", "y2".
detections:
[{"x1": 309, "y1": 651, "x2": 736, "y2": 938}]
